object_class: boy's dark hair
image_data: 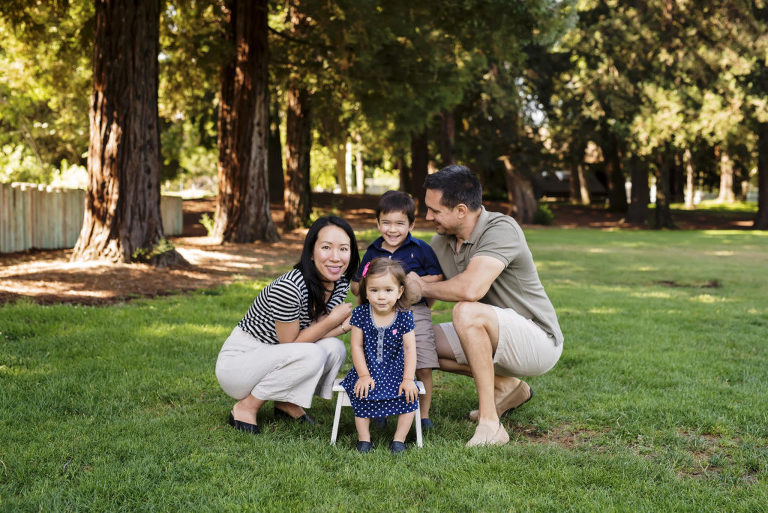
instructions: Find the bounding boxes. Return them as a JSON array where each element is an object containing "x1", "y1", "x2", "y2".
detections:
[
  {"x1": 423, "y1": 164, "x2": 482, "y2": 211},
  {"x1": 376, "y1": 190, "x2": 415, "y2": 224},
  {"x1": 358, "y1": 257, "x2": 411, "y2": 311}
]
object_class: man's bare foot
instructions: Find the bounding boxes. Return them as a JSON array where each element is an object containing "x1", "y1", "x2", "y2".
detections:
[
  {"x1": 468, "y1": 376, "x2": 533, "y2": 421},
  {"x1": 465, "y1": 421, "x2": 510, "y2": 447}
]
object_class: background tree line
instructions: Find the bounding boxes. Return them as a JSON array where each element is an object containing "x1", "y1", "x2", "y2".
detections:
[{"x1": 1, "y1": 0, "x2": 766, "y2": 265}]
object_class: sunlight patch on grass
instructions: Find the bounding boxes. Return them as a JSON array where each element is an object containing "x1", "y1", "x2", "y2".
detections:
[
  {"x1": 631, "y1": 291, "x2": 672, "y2": 299},
  {"x1": 587, "y1": 307, "x2": 621, "y2": 315},
  {"x1": 691, "y1": 294, "x2": 729, "y2": 304}
]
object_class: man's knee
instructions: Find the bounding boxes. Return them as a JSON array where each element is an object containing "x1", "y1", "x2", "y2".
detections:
[{"x1": 452, "y1": 301, "x2": 485, "y2": 331}]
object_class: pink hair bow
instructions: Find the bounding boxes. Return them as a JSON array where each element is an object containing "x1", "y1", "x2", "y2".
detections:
[{"x1": 361, "y1": 262, "x2": 370, "y2": 277}]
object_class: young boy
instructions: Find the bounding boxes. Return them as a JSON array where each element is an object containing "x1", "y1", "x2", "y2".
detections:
[{"x1": 351, "y1": 190, "x2": 443, "y2": 429}]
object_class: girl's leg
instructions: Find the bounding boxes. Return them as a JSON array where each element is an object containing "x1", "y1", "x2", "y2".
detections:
[
  {"x1": 393, "y1": 411, "x2": 416, "y2": 442},
  {"x1": 415, "y1": 368, "x2": 432, "y2": 420},
  {"x1": 354, "y1": 416, "x2": 372, "y2": 442}
]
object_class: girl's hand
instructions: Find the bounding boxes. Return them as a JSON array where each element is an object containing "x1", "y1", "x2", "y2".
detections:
[
  {"x1": 354, "y1": 375, "x2": 375, "y2": 399},
  {"x1": 399, "y1": 380, "x2": 419, "y2": 403}
]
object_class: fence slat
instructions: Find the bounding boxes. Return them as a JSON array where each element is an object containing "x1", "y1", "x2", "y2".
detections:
[{"x1": 0, "y1": 183, "x2": 183, "y2": 253}]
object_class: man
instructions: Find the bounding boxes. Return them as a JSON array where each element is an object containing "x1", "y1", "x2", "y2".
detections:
[{"x1": 406, "y1": 165, "x2": 563, "y2": 447}]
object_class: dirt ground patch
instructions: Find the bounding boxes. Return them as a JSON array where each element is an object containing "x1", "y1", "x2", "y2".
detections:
[{"x1": 0, "y1": 195, "x2": 755, "y2": 306}]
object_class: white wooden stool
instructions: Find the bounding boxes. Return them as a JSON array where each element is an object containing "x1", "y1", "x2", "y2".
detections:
[{"x1": 330, "y1": 378, "x2": 426, "y2": 447}]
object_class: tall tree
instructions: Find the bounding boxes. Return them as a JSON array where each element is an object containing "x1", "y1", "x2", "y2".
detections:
[
  {"x1": 213, "y1": 0, "x2": 278, "y2": 242},
  {"x1": 73, "y1": 0, "x2": 185, "y2": 266}
]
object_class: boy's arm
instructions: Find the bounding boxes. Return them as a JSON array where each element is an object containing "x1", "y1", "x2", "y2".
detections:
[{"x1": 420, "y1": 274, "x2": 443, "y2": 283}]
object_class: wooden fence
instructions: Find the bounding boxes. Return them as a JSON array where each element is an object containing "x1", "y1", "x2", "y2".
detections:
[{"x1": 0, "y1": 183, "x2": 183, "y2": 254}]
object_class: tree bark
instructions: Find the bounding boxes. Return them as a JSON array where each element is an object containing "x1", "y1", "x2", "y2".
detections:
[
  {"x1": 268, "y1": 99, "x2": 284, "y2": 205},
  {"x1": 683, "y1": 148, "x2": 695, "y2": 209},
  {"x1": 410, "y1": 130, "x2": 428, "y2": 215},
  {"x1": 500, "y1": 156, "x2": 537, "y2": 224},
  {"x1": 440, "y1": 109, "x2": 456, "y2": 167},
  {"x1": 603, "y1": 136, "x2": 627, "y2": 212},
  {"x1": 397, "y1": 152, "x2": 411, "y2": 192},
  {"x1": 355, "y1": 133, "x2": 365, "y2": 194},
  {"x1": 334, "y1": 144, "x2": 347, "y2": 194},
  {"x1": 214, "y1": 0, "x2": 278, "y2": 243},
  {"x1": 73, "y1": 0, "x2": 185, "y2": 267},
  {"x1": 651, "y1": 147, "x2": 676, "y2": 229},
  {"x1": 625, "y1": 155, "x2": 649, "y2": 225},
  {"x1": 716, "y1": 148, "x2": 736, "y2": 203},
  {"x1": 755, "y1": 122, "x2": 768, "y2": 229},
  {"x1": 283, "y1": 80, "x2": 312, "y2": 230}
]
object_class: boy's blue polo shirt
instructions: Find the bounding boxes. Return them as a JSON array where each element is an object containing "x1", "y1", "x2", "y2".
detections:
[{"x1": 354, "y1": 233, "x2": 443, "y2": 282}]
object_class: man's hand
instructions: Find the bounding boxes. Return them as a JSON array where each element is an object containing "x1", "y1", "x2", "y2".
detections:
[{"x1": 405, "y1": 272, "x2": 424, "y2": 304}]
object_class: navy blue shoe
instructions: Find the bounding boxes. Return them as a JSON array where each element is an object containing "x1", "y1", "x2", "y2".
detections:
[
  {"x1": 228, "y1": 412, "x2": 261, "y2": 435},
  {"x1": 372, "y1": 416, "x2": 388, "y2": 429},
  {"x1": 420, "y1": 418, "x2": 434, "y2": 430},
  {"x1": 355, "y1": 441, "x2": 374, "y2": 453},
  {"x1": 389, "y1": 441, "x2": 408, "y2": 454},
  {"x1": 274, "y1": 406, "x2": 316, "y2": 424}
]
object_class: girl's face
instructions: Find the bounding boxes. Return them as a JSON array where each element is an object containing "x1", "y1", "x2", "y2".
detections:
[
  {"x1": 364, "y1": 271, "x2": 403, "y2": 316},
  {"x1": 313, "y1": 225, "x2": 351, "y2": 284}
]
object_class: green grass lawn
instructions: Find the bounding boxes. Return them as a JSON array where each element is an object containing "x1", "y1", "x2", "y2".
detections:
[{"x1": 2, "y1": 228, "x2": 767, "y2": 512}]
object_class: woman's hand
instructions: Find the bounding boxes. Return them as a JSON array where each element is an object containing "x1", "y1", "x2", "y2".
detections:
[
  {"x1": 399, "y1": 380, "x2": 419, "y2": 403},
  {"x1": 354, "y1": 375, "x2": 376, "y2": 399},
  {"x1": 328, "y1": 302, "x2": 354, "y2": 326}
]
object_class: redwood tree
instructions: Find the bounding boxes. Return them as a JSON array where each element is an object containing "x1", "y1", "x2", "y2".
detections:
[
  {"x1": 73, "y1": 0, "x2": 185, "y2": 266},
  {"x1": 213, "y1": 0, "x2": 278, "y2": 243}
]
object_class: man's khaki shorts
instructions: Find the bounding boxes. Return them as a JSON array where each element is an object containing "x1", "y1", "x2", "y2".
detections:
[{"x1": 438, "y1": 306, "x2": 562, "y2": 377}]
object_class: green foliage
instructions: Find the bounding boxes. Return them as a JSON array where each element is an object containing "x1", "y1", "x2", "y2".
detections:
[
  {"x1": 2, "y1": 229, "x2": 768, "y2": 510},
  {"x1": 131, "y1": 238, "x2": 177, "y2": 263},
  {"x1": 533, "y1": 203, "x2": 555, "y2": 225},
  {"x1": 199, "y1": 213, "x2": 216, "y2": 236}
]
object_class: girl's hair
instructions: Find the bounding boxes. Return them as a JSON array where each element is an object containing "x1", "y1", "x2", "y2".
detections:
[
  {"x1": 358, "y1": 257, "x2": 411, "y2": 311},
  {"x1": 295, "y1": 216, "x2": 360, "y2": 320}
]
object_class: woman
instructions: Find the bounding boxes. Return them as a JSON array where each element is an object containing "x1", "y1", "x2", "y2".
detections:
[{"x1": 215, "y1": 216, "x2": 359, "y2": 433}]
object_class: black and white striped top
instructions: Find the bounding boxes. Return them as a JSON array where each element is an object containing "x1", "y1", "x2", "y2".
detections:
[{"x1": 237, "y1": 268, "x2": 350, "y2": 344}]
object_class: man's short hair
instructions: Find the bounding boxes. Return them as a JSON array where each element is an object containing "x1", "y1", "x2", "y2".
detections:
[
  {"x1": 423, "y1": 165, "x2": 482, "y2": 211},
  {"x1": 376, "y1": 190, "x2": 416, "y2": 224}
]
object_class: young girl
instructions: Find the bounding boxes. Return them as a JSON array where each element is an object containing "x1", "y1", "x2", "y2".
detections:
[{"x1": 339, "y1": 258, "x2": 419, "y2": 453}]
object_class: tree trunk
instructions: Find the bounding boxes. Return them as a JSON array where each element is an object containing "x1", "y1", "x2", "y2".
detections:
[
  {"x1": 410, "y1": 130, "x2": 428, "y2": 215},
  {"x1": 500, "y1": 156, "x2": 537, "y2": 224},
  {"x1": 577, "y1": 163, "x2": 591, "y2": 205},
  {"x1": 397, "y1": 152, "x2": 411, "y2": 192},
  {"x1": 268, "y1": 99, "x2": 284, "y2": 205},
  {"x1": 355, "y1": 133, "x2": 365, "y2": 194},
  {"x1": 569, "y1": 161, "x2": 581, "y2": 204},
  {"x1": 755, "y1": 122, "x2": 768, "y2": 229},
  {"x1": 440, "y1": 109, "x2": 456, "y2": 167},
  {"x1": 683, "y1": 148, "x2": 695, "y2": 209},
  {"x1": 603, "y1": 136, "x2": 627, "y2": 212},
  {"x1": 716, "y1": 148, "x2": 736, "y2": 203},
  {"x1": 283, "y1": 80, "x2": 312, "y2": 230},
  {"x1": 670, "y1": 152, "x2": 685, "y2": 203},
  {"x1": 625, "y1": 155, "x2": 649, "y2": 225},
  {"x1": 651, "y1": 147, "x2": 676, "y2": 229},
  {"x1": 73, "y1": 0, "x2": 185, "y2": 267},
  {"x1": 334, "y1": 144, "x2": 347, "y2": 194},
  {"x1": 214, "y1": 0, "x2": 278, "y2": 243}
]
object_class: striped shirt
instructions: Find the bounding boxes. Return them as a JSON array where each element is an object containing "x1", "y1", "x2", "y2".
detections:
[{"x1": 237, "y1": 268, "x2": 350, "y2": 344}]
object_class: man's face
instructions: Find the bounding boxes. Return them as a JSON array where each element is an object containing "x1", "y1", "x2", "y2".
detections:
[{"x1": 424, "y1": 189, "x2": 459, "y2": 235}]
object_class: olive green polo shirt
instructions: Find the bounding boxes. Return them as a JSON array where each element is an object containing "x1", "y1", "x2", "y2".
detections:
[{"x1": 430, "y1": 207, "x2": 563, "y2": 345}]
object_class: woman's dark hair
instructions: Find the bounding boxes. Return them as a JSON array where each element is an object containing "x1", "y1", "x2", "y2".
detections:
[
  {"x1": 358, "y1": 257, "x2": 411, "y2": 311},
  {"x1": 423, "y1": 164, "x2": 482, "y2": 211},
  {"x1": 376, "y1": 190, "x2": 416, "y2": 224},
  {"x1": 295, "y1": 216, "x2": 359, "y2": 320}
]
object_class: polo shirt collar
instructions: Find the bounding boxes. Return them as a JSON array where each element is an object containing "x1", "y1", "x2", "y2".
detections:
[{"x1": 459, "y1": 206, "x2": 489, "y2": 247}]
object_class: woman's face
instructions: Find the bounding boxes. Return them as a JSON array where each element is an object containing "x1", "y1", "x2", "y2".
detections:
[{"x1": 313, "y1": 224, "x2": 352, "y2": 283}]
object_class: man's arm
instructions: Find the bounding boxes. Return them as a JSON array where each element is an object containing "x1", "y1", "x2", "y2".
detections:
[{"x1": 409, "y1": 256, "x2": 505, "y2": 303}]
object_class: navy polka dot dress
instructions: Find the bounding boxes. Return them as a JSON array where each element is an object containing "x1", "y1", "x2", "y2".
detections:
[{"x1": 339, "y1": 304, "x2": 419, "y2": 418}]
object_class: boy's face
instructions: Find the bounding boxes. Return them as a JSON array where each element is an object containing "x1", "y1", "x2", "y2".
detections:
[{"x1": 377, "y1": 211, "x2": 414, "y2": 251}]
